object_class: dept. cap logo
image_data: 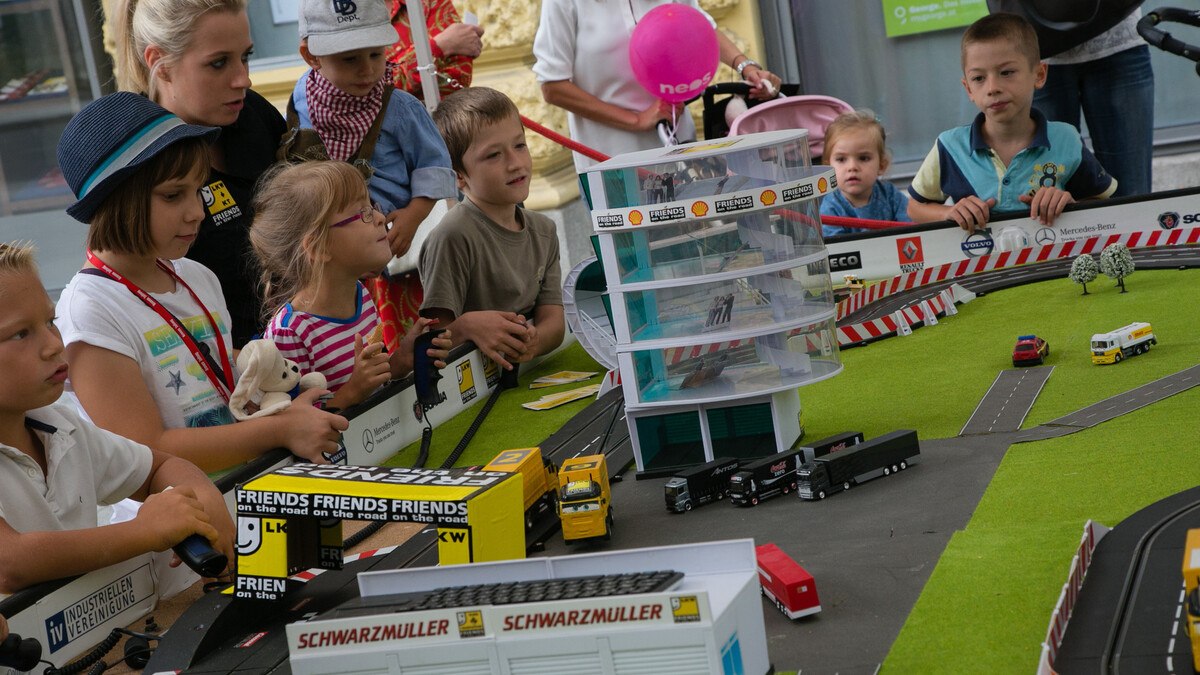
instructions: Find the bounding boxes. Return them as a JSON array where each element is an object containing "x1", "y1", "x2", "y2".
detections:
[{"x1": 332, "y1": 0, "x2": 357, "y2": 16}]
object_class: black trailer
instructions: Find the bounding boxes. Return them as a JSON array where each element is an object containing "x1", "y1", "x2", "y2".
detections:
[
  {"x1": 797, "y1": 430, "x2": 919, "y2": 500},
  {"x1": 797, "y1": 431, "x2": 864, "y2": 462},
  {"x1": 664, "y1": 457, "x2": 740, "y2": 512},
  {"x1": 729, "y1": 449, "x2": 802, "y2": 506}
]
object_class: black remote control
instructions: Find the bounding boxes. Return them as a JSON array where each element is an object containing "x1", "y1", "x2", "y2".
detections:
[
  {"x1": 0, "y1": 632, "x2": 41, "y2": 671},
  {"x1": 173, "y1": 534, "x2": 228, "y2": 578},
  {"x1": 414, "y1": 328, "x2": 448, "y2": 408}
]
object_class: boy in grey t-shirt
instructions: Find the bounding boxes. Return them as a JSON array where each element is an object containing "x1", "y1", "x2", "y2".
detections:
[{"x1": 421, "y1": 88, "x2": 564, "y2": 371}]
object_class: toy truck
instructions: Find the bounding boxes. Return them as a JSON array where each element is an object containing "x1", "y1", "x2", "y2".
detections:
[
  {"x1": 557, "y1": 454, "x2": 612, "y2": 542},
  {"x1": 1184, "y1": 529, "x2": 1200, "y2": 672},
  {"x1": 1090, "y1": 322, "x2": 1156, "y2": 364},
  {"x1": 755, "y1": 543, "x2": 821, "y2": 619},
  {"x1": 798, "y1": 430, "x2": 864, "y2": 461},
  {"x1": 797, "y1": 430, "x2": 919, "y2": 500},
  {"x1": 663, "y1": 457, "x2": 739, "y2": 512},
  {"x1": 483, "y1": 447, "x2": 558, "y2": 531},
  {"x1": 729, "y1": 449, "x2": 802, "y2": 506}
]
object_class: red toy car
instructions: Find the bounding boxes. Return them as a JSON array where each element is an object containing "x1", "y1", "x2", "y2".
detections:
[{"x1": 1012, "y1": 335, "x2": 1049, "y2": 366}]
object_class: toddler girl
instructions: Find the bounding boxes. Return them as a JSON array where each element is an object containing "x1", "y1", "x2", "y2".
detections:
[
  {"x1": 820, "y1": 110, "x2": 911, "y2": 237},
  {"x1": 252, "y1": 161, "x2": 451, "y2": 411}
]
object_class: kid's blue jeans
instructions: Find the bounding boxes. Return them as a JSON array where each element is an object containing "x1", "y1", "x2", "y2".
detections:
[{"x1": 1034, "y1": 44, "x2": 1154, "y2": 198}]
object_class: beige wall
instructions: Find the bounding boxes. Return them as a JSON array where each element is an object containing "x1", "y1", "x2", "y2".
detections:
[{"x1": 106, "y1": 0, "x2": 769, "y2": 211}]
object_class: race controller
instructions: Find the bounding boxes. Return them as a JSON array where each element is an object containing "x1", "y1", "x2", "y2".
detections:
[
  {"x1": 414, "y1": 328, "x2": 448, "y2": 409},
  {"x1": 0, "y1": 631, "x2": 42, "y2": 671},
  {"x1": 173, "y1": 534, "x2": 228, "y2": 578}
]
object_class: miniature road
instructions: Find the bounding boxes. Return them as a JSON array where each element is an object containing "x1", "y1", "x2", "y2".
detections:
[
  {"x1": 960, "y1": 366, "x2": 1053, "y2": 436},
  {"x1": 1053, "y1": 487, "x2": 1200, "y2": 675},
  {"x1": 1044, "y1": 364, "x2": 1200, "y2": 430}
]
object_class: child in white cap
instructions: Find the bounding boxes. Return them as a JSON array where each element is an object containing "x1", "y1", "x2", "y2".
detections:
[{"x1": 283, "y1": 0, "x2": 457, "y2": 347}]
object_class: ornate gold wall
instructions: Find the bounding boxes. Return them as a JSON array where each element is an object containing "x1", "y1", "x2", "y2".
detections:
[{"x1": 103, "y1": 0, "x2": 769, "y2": 211}]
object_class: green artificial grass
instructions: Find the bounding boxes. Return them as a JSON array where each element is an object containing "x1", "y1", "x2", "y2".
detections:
[
  {"x1": 800, "y1": 268, "x2": 1200, "y2": 441},
  {"x1": 383, "y1": 345, "x2": 603, "y2": 468},
  {"x1": 884, "y1": 391, "x2": 1199, "y2": 673}
]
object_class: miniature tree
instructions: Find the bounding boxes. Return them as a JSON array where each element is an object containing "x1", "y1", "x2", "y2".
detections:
[
  {"x1": 1099, "y1": 243, "x2": 1135, "y2": 293},
  {"x1": 1068, "y1": 254, "x2": 1098, "y2": 295}
]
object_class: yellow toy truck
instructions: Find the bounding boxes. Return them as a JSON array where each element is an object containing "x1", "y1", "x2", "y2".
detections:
[
  {"x1": 557, "y1": 454, "x2": 612, "y2": 543},
  {"x1": 483, "y1": 447, "x2": 559, "y2": 531},
  {"x1": 1090, "y1": 322, "x2": 1156, "y2": 364}
]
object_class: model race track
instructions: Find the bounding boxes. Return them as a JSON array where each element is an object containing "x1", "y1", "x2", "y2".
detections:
[{"x1": 1054, "y1": 487, "x2": 1200, "y2": 675}]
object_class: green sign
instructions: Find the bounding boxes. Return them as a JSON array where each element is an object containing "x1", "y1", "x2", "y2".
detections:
[{"x1": 882, "y1": 0, "x2": 989, "y2": 38}]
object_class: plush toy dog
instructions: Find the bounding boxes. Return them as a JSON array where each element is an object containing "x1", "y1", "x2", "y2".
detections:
[{"x1": 229, "y1": 339, "x2": 327, "y2": 421}]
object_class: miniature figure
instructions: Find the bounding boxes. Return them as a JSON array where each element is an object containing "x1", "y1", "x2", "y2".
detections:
[{"x1": 681, "y1": 353, "x2": 730, "y2": 389}]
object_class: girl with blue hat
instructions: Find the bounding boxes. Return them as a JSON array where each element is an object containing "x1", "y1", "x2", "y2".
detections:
[{"x1": 54, "y1": 92, "x2": 348, "y2": 473}]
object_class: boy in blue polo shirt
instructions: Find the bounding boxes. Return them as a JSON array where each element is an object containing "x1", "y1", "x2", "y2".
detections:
[{"x1": 908, "y1": 13, "x2": 1117, "y2": 230}]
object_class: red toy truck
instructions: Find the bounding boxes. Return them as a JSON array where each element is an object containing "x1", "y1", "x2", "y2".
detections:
[{"x1": 755, "y1": 543, "x2": 821, "y2": 619}]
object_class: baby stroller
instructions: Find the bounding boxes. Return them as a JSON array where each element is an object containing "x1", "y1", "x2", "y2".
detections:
[
  {"x1": 1138, "y1": 7, "x2": 1200, "y2": 73},
  {"x1": 700, "y1": 82, "x2": 854, "y2": 161}
]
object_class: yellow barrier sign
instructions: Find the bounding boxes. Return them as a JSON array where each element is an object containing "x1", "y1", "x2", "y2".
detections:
[{"x1": 235, "y1": 464, "x2": 524, "y2": 600}]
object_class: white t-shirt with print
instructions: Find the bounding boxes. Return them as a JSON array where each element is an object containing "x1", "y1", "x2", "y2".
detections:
[{"x1": 56, "y1": 258, "x2": 237, "y2": 429}]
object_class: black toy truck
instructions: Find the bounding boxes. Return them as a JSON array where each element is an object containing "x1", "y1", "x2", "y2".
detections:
[
  {"x1": 798, "y1": 431, "x2": 864, "y2": 460},
  {"x1": 664, "y1": 457, "x2": 739, "y2": 512},
  {"x1": 796, "y1": 430, "x2": 919, "y2": 500},
  {"x1": 729, "y1": 449, "x2": 802, "y2": 506}
]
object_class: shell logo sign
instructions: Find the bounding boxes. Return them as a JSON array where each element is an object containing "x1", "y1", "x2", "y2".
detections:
[
  {"x1": 817, "y1": 177, "x2": 828, "y2": 194},
  {"x1": 628, "y1": 210, "x2": 644, "y2": 226},
  {"x1": 760, "y1": 190, "x2": 777, "y2": 206},
  {"x1": 691, "y1": 201, "x2": 709, "y2": 217}
]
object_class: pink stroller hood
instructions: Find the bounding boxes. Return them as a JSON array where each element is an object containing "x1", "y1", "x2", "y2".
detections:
[{"x1": 727, "y1": 95, "x2": 855, "y2": 158}]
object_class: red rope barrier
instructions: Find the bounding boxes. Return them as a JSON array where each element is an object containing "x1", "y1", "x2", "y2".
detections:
[
  {"x1": 821, "y1": 214, "x2": 911, "y2": 231},
  {"x1": 520, "y1": 115, "x2": 610, "y2": 163}
]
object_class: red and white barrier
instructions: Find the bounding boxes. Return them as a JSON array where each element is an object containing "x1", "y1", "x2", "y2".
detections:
[
  {"x1": 1037, "y1": 520, "x2": 1110, "y2": 674},
  {"x1": 835, "y1": 227, "x2": 1200, "y2": 323}
]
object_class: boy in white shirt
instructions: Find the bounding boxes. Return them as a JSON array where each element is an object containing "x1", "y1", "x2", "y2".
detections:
[{"x1": 0, "y1": 242, "x2": 233, "y2": 593}]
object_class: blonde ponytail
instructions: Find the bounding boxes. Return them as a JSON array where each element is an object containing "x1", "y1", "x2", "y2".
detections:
[{"x1": 107, "y1": 0, "x2": 246, "y2": 100}]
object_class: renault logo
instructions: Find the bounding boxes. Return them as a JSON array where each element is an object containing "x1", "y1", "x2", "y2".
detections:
[{"x1": 1035, "y1": 228, "x2": 1056, "y2": 245}]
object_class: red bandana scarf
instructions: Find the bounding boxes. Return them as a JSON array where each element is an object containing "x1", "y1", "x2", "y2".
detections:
[{"x1": 305, "y1": 65, "x2": 391, "y2": 161}]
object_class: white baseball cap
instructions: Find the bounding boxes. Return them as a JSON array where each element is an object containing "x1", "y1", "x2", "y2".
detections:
[{"x1": 299, "y1": 0, "x2": 399, "y2": 56}]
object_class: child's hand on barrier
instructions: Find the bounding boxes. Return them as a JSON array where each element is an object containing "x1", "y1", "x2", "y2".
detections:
[
  {"x1": 278, "y1": 388, "x2": 349, "y2": 463},
  {"x1": 515, "y1": 316, "x2": 538, "y2": 364},
  {"x1": 949, "y1": 195, "x2": 996, "y2": 231},
  {"x1": 457, "y1": 311, "x2": 529, "y2": 370},
  {"x1": 137, "y1": 486, "x2": 218, "y2": 556},
  {"x1": 395, "y1": 318, "x2": 452, "y2": 374},
  {"x1": 1020, "y1": 187, "x2": 1074, "y2": 226}
]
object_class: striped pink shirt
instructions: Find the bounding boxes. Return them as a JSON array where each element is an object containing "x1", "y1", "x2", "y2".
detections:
[{"x1": 263, "y1": 283, "x2": 379, "y2": 392}]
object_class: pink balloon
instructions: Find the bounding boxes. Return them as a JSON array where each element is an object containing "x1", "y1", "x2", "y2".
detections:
[{"x1": 629, "y1": 4, "x2": 719, "y2": 104}]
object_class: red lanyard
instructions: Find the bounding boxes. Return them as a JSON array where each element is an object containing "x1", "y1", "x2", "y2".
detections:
[{"x1": 85, "y1": 250, "x2": 235, "y2": 403}]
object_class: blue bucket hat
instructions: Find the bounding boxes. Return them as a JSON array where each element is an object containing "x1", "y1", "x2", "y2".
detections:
[{"x1": 57, "y1": 92, "x2": 220, "y2": 223}]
